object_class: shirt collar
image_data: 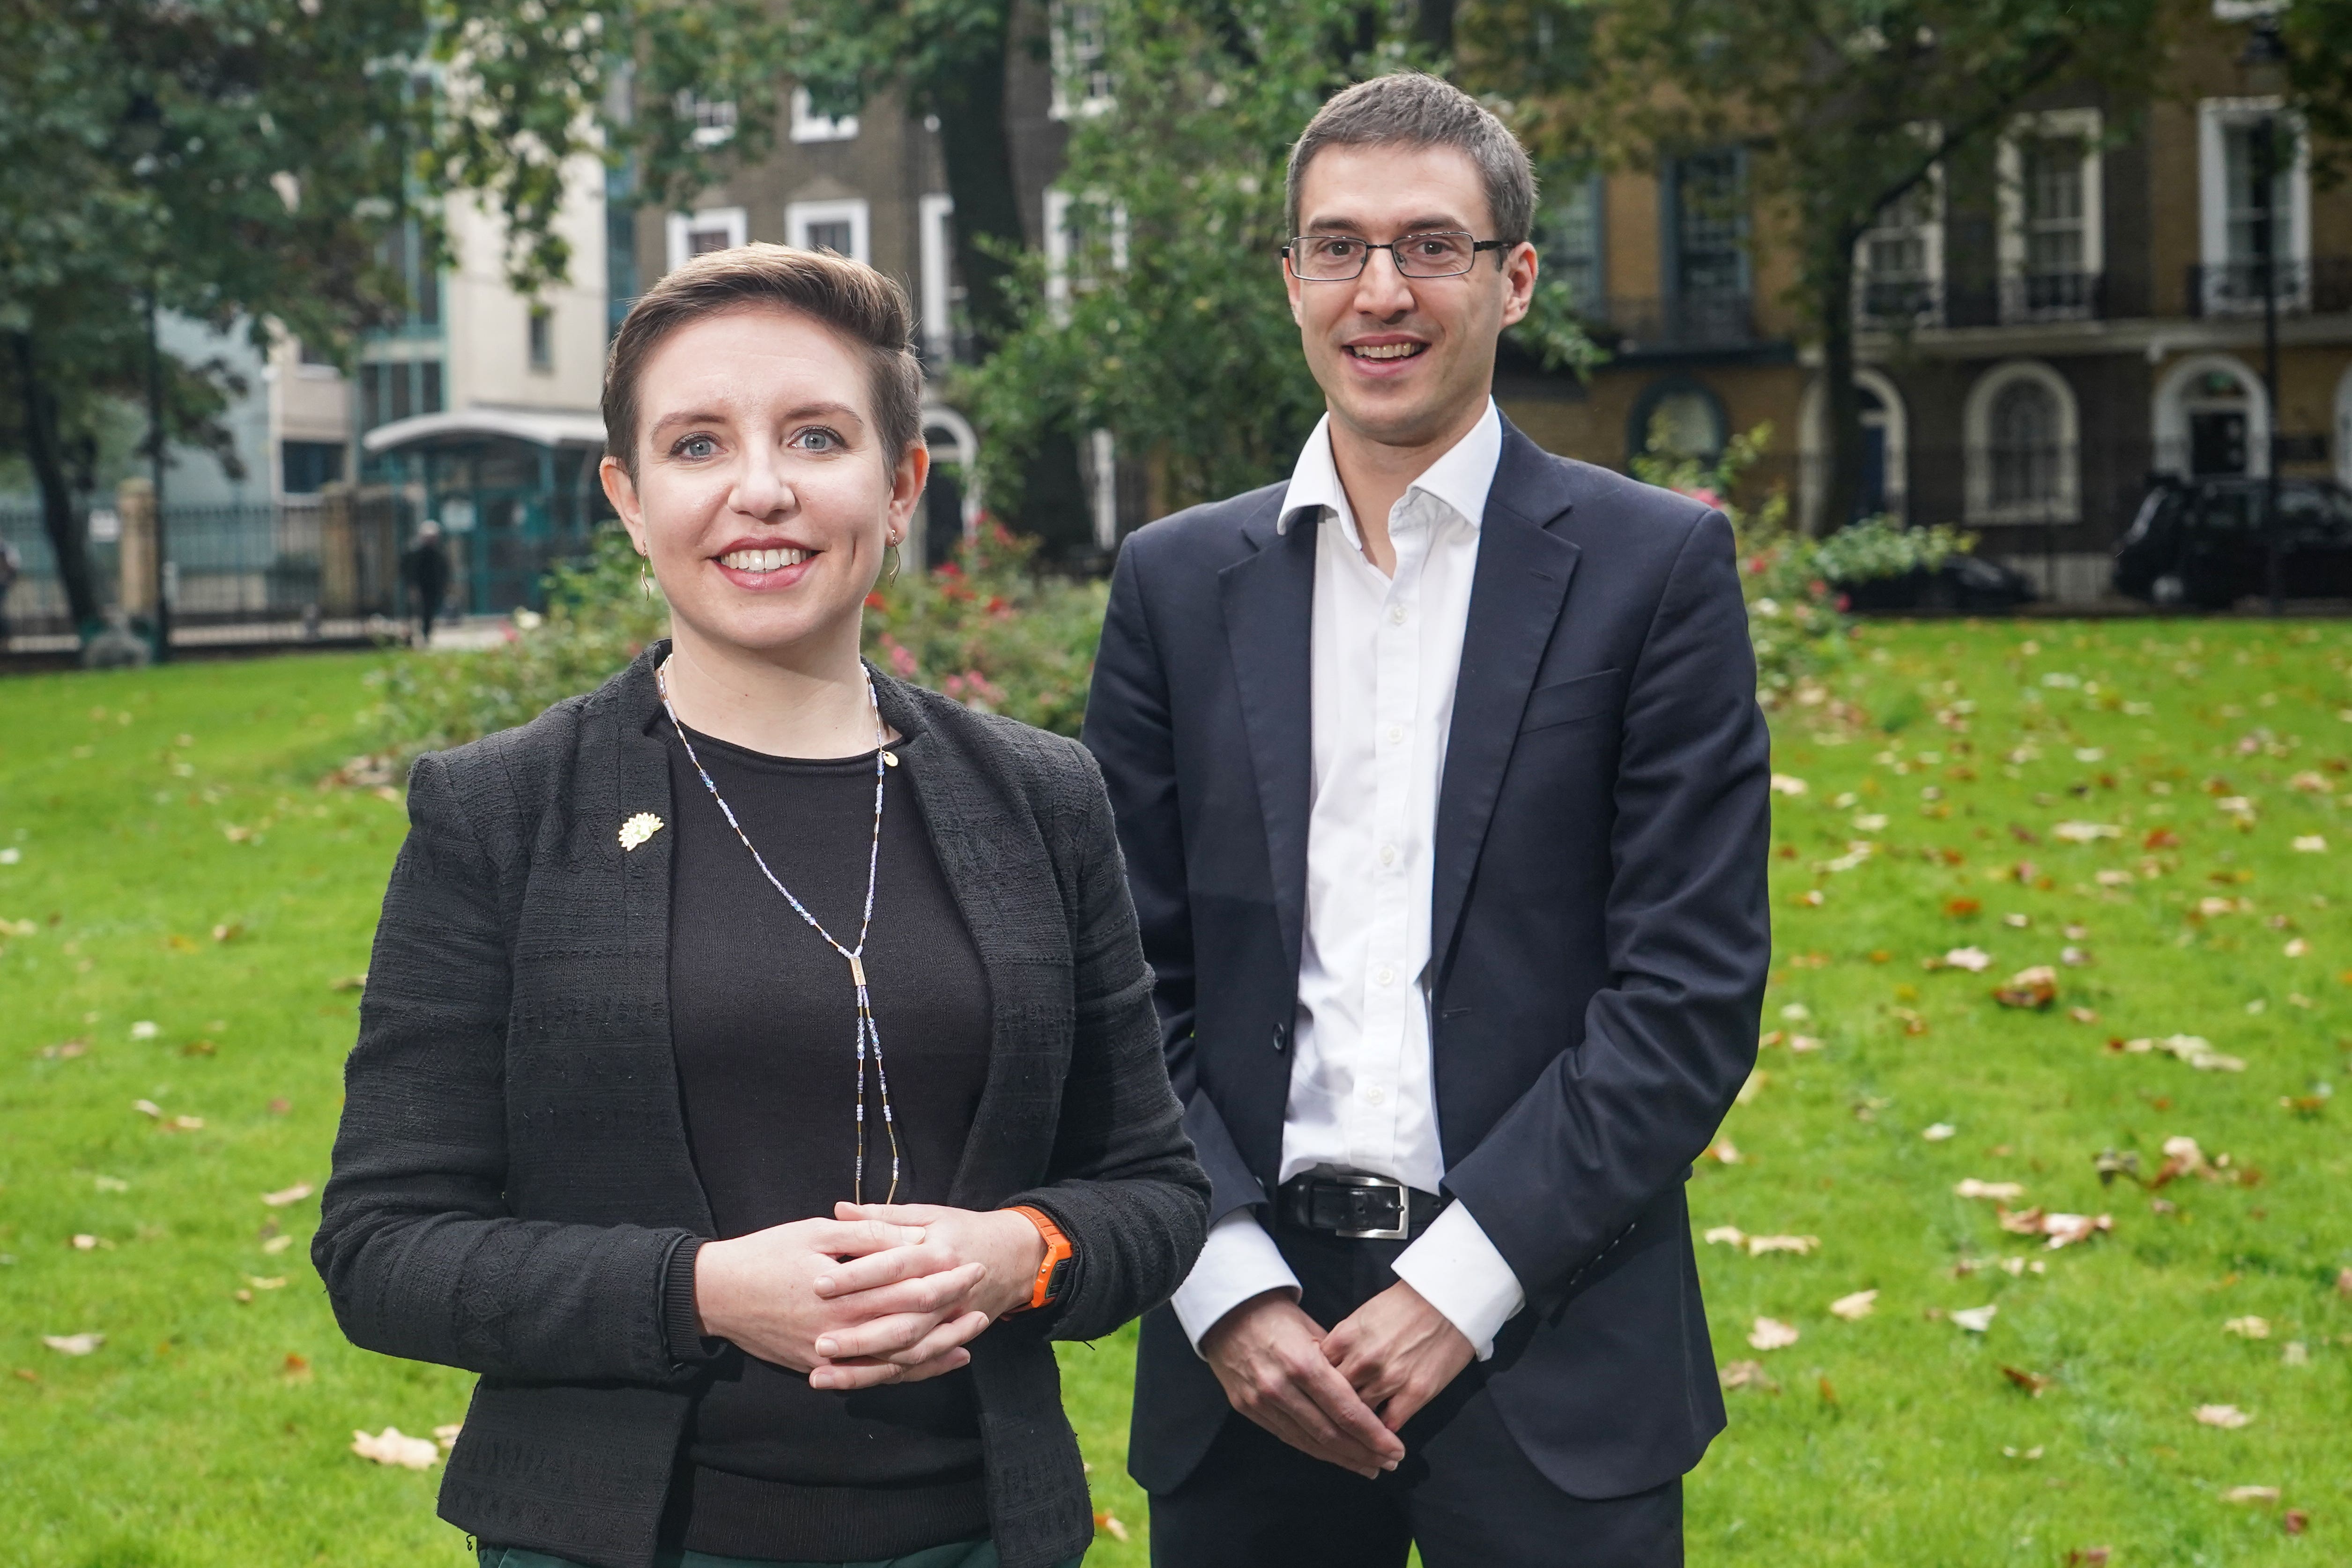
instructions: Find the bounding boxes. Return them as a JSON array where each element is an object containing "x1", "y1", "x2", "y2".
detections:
[{"x1": 1277, "y1": 400, "x2": 1503, "y2": 542}]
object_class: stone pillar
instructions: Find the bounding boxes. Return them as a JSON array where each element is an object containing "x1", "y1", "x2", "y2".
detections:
[
  {"x1": 117, "y1": 478, "x2": 156, "y2": 617},
  {"x1": 319, "y1": 482, "x2": 358, "y2": 617}
]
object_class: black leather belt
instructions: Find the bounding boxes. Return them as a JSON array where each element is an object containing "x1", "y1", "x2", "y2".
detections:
[{"x1": 1276, "y1": 1173, "x2": 1444, "y2": 1241}]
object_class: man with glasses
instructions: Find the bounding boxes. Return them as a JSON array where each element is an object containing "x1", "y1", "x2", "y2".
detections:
[{"x1": 1084, "y1": 71, "x2": 1769, "y2": 1565}]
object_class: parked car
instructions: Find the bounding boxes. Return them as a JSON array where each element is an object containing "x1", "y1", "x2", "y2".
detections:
[
  {"x1": 1838, "y1": 552, "x2": 2039, "y2": 612},
  {"x1": 2114, "y1": 476, "x2": 2352, "y2": 609}
]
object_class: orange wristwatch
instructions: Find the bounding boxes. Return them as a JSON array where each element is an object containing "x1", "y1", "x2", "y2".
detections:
[{"x1": 1005, "y1": 1206, "x2": 1075, "y2": 1314}]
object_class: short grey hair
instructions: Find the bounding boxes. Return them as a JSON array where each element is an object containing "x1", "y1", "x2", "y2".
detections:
[{"x1": 1286, "y1": 72, "x2": 1537, "y2": 248}]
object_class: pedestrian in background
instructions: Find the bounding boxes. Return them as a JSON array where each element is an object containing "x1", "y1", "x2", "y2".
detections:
[
  {"x1": 401, "y1": 519, "x2": 450, "y2": 645},
  {"x1": 0, "y1": 540, "x2": 21, "y2": 650}
]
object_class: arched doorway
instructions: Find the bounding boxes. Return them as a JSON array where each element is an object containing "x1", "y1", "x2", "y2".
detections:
[
  {"x1": 2152, "y1": 354, "x2": 2270, "y2": 480},
  {"x1": 918, "y1": 404, "x2": 979, "y2": 573},
  {"x1": 1799, "y1": 368, "x2": 1909, "y2": 528}
]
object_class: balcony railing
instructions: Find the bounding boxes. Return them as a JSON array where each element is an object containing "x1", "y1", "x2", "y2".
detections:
[
  {"x1": 1582, "y1": 290, "x2": 1761, "y2": 353},
  {"x1": 1858, "y1": 272, "x2": 2107, "y2": 329},
  {"x1": 2186, "y1": 257, "x2": 2352, "y2": 317}
]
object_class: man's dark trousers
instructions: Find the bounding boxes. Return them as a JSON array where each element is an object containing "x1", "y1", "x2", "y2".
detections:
[
  {"x1": 1145, "y1": 1218, "x2": 1684, "y2": 1568},
  {"x1": 1084, "y1": 422, "x2": 1772, "y2": 1566}
]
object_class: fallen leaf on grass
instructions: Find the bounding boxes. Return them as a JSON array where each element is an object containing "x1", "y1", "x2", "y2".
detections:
[
  {"x1": 2337, "y1": 1267, "x2": 2352, "y2": 1300},
  {"x1": 2224, "y1": 1316, "x2": 2270, "y2": 1339},
  {"x1": 42, "y1": 1334, "x2": 103, "y2": 1356},
  {"x1": 2069, "y1": 1006, "x2": 2100, "y2": 1023},
  {"x1": 2293, "y1": 836, "x2": 2327, "y2": 853},
  {"x1": 351, "y1": 1427, "x2": 439, "y2": 1470},
  {"x1": 2286, "y1": 1509, "x2": 2310, "y2": 1535},
  {"x1": 2225, "y1": 1486, "x2": 2282, "y2": 1505},
  {"x1": 328, "y1": 973, "x2": 367, "y2": 993},
  {"x1": 1993, "y1": 966, "x2": 2059, "y2": 1009},
  {"x1": 2118, "y1": 1035, "x2": 2246, "y2": 1072},
  {"x1": 262, "y1": 1234, "x2": 294, "y2": 1255},
  {"x1": 2004, "y1": 1445, "x2": 2046, "y2": 1460},
  {"x1": 2063, "y1": 1547, "x2": 2111, "y2": 1565},
  {"x1": 1922, "y1": 1122, "x2": 1957, "y2": 1142},
  {"x1": 1718, "y1": 1359, "x2": 1779, "y2": 1391},
  {"x1": 210, "y1": 922, "x2": 243, "y2": 944},
  {"x1": 2002, "y1": 1366, "x2": 2052, "y2": 1396},
  {"x1": 1950, "y1": 1305, "x2": 1998, "y2": 1333},
  {"x1": 1942, "y1": 946, "x2": 1993, "y2": 971},
  {"x1": 1945, "y1": 898, "x2": 1982, "y2": 919},
  {"x1": 434, "y1": 1423, "x2": 462, "y2": 1451},
  {"x1": 282, "y1": 1353, "x2": 312, "y2": 1383},
  {"x1": 12, "y1": 1369, "x2": 37, "y2": 1384},
  {"x1": 1744, "y1": 1234, "x2": 1820, "y2": 1257},
  {"x1": 2195, "y1": 1404, "x2": 2254, "y2": 1428},
  {"x1": 1703, "y1": 1139, "x2": 1741, "y2": 1164},
  {"x1": 1829, "y1": 1289, "x2": 1878, "y2": 1321},
  {"x1": 1770, "y1": 774, "x2": 1809, "y2": 795},
  {"x1": 2054, "y1": 822, "x2": 2121, "y2": 843},
  {"x1": 1956, "y1": 1178, "x2": 2027, "y2": 1201},
  {"x1": 129, "y1": 1021, "x2": 158, "y2": 1040},
  {"x1": 261, "y1": 1183, "x2": 312, "y2": 1208},
  {"x1": 1703, "y1": 1226, "x2": 1747, "y2": 1248},
  {"x1": 2282, "y1": 1341, "x2": 2309, "y2": 1366},
  {"x1": 93, "y1": 1175, "x2": 127, "y2": 1193},
  {"x1": 1748, "y1": 1317, "x2": 1800, "y2": 1350},
  {"x1": 1093, "y1": 1512, "x2": 1130, "y2": 1543},
  {"x1": 37, "y1": 1038, "x2": 91, "y2": 1060}
]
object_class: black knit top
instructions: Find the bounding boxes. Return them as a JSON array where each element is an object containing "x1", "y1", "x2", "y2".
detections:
[{"x1": 659, "y1": 725, "x2": 994, "y2": 1560}]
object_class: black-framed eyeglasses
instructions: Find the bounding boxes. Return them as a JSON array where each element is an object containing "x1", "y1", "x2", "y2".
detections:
[{"x1": 1283, "y1": 230, "x2": 1508, "y2": 281}]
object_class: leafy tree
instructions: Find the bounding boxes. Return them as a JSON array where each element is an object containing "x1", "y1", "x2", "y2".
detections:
[
  {"x1": 0, "y1": 0, "x2": 418, "y2": 640},
  {"x1": 1463, "y1": 0, "x2": 2172, "y2": 530},
  {"x1": 962, "y1": 0, "x2": 1594, "y2": 522}
]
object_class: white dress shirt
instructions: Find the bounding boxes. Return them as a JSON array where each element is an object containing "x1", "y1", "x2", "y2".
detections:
[{"x1": 1168, "y1": 401, "x2": 1527, "y2": 1360}]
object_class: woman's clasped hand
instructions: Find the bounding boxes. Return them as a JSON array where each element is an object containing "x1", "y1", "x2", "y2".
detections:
[{"x1": 690, "y1": 1204, "x2": 1049, "y2": 1389}]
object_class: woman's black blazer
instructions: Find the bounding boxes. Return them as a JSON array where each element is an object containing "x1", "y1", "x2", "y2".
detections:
[{"x1": 314, "y1": 642, "x2": 1209, "y2": 1568}]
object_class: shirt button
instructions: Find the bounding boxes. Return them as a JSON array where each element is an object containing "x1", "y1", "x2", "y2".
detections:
[
  {"x1": 1386, "y1": 725, "x2": 1404, "y2": 745},
  {"x1": 1375, "y1": 965, "x2": 1395, "y2": 986},
  {"x1": 1379, "y1": 843, "x2": 1397, "y2": 867},
  {"x1": 1364, "y1": 1085, "x2": 1387, "y2": 1106},
  {"x1": 1387, "y1": 603, "x2": 1408, "y2": 625}
]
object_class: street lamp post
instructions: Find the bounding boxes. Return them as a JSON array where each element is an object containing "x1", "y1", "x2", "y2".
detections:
[
  {"x1": 2237, "y1": 9, "x2": 2288, "y2": 616},
  {"x1": 146, "y1": 285, "x2": 172, "y2": 661}
]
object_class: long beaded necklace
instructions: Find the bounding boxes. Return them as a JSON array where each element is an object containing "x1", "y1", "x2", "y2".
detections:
[{"x1": 656, "y1": 657, "x2": 901, "y2": 1204}]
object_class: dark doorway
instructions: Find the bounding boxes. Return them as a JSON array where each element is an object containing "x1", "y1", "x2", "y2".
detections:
[{"x1": 2190, "y1": 411, "x2": 2249, "y2": 477}]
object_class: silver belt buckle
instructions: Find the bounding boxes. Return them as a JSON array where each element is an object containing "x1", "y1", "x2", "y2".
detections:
[{"x1": 1332, "y1": 1174, "x2": 1411, "y2": 1240}]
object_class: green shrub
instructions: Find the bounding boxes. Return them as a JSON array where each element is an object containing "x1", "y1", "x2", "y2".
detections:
[{"x1": 370, "y1": 521, "x2": 1110, "y2": 760}]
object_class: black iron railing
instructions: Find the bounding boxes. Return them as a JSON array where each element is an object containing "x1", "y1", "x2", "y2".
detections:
[{"x1": 2185, "y1": 257, "x2": 2352, "y2": 317}]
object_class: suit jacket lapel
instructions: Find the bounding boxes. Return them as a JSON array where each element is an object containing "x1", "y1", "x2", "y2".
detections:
[
  {"x1": 1219, "y1": 492, "x2": 1316, "y2": 982},
  {"x1": 1431, "y1": 427, "x2": 1582, "y2": 981}
]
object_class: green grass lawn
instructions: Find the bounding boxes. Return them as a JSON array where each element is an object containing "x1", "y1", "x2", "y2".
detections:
[{"x1": 3, "y1": 624, "x2": 2348, "y2": 1567}]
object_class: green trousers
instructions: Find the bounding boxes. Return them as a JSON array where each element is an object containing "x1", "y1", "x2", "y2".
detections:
[{"x1": 477, "y1": 1540, "x2": 1083, "y2": 1568}]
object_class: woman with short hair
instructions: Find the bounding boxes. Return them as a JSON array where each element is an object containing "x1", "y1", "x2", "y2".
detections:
[{"x1": 316, "y1": 243, "x2": 1207, "y2": 1568}]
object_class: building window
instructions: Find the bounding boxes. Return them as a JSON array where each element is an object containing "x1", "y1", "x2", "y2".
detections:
[
  {"x1": 676, "y1": 92, "x2": 737, "y2": 149},
  {"x1": 528, "y1": 305, "x2": 553, "y2": 372},
  {"x1": 1855, "y1": 137, "x2": 1943, "y2": 326},
  {"x1": 664, "y1": 207, "x2": 747, "y2": 272},
  {"x1": 280, "y1": 441, "x2": 345, "y2": 495},
  {"x1": 918, "y1": 193, "x2": 961, "y2": 366},
  {"x1": 1662, "y1": 149, "x2": 1750, "y2": 345},
  {"x1": 1045, "y1": 188, "x2": 1128, "y2": 323},
  {"x1": 2196, "y1": 98, "x2": 2311, "y2": 314},
  {"x1": 1964, "y1": 360, "x2": 2079, "y2": 523},
  {"x1": 1050, "y1": 3, "x2": 1113, "y2": 119},
  {"x1": 358, "y1": 360, "x2": 441, "y2": 431},
  {"x1": 1628, "y1": 376, "x2": 1728, "y2": 466},
  {"x1": 786, "y1": 199, "x2": 870, "y2": 264},
  {"x1": 790, "y1": 86, "x2": 859, "y2": 144},
  {"x1": 1998, "y1": 109, "x2": 2102, "y2": 320},
  {"x1": 1536, "y1": 174, "x2": 1604, "y2": 314}
]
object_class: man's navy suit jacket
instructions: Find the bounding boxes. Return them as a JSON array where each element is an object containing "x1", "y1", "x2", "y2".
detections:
[{"x1": 1082, "y1": 422, "x2": 1773, "y2": 1501}]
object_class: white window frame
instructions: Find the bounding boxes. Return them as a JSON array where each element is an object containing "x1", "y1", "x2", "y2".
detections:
[
  {"x1": 1086, "y1": 428, "x2": 1119, "y2": 550},
  {"x1": 786, "y1": 198, "x2": 870, "y2": 265},
  {"x1": 665, "y1": 206, "x2": 747, "y2": 272},
  {"x1": 790, "y1": 86, "x2": 859, "y2": 144},
  {"x1": 675, "y1": 92, "x2": 737, "y2": 149},
  {"x1": 2196, "y1": 97, "x2": 2311, "y2": 313},
  {"x1": 1964, "y1": 359, "x2": 2080, "y2": 525},
  {"x1": 1996, "y1": 108, "x2": 2102, "y2": 321},
  {"x1": 1049, "y1": 2, "x2": 1114, "y2": 121},
  {"x1": 1044, "y1": 187, "x2": 1128, "y2": 324},
  {"x1": 1854, "y1": 127, "x2": 1945, "y2": 327},
  {"x1": 919, "y1": 193, "x2": 957, "y2": 365}
]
